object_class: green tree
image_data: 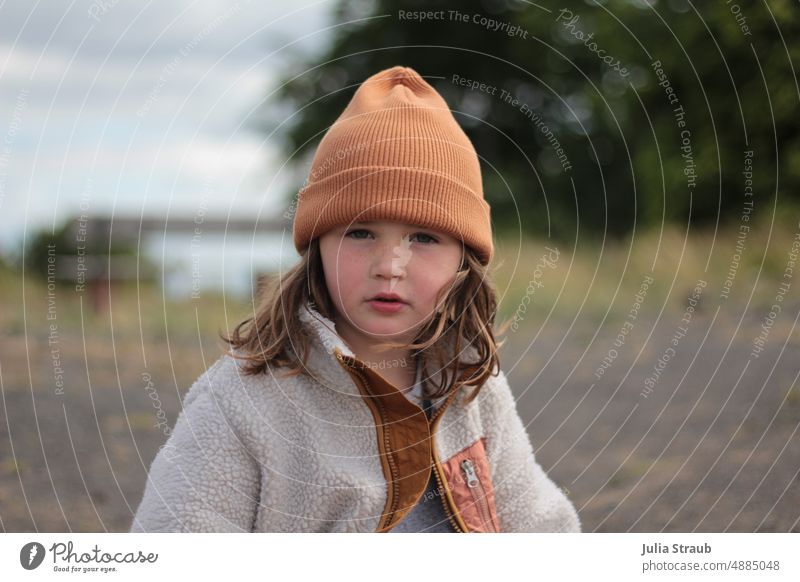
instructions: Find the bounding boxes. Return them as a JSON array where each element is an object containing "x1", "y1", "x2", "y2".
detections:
[{"x1": 265, "y1": 0, "x2": 799, "y2": 243}]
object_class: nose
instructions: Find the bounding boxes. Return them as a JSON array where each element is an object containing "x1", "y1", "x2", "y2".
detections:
[{"x1": 369, "y1": 235, "x2": 410, "y2": 281}]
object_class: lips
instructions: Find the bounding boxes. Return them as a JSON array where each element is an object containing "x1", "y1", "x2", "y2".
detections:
[
  {"x1": 367, "y1": 293, "x2": 408, "y2": 314},
  {"x1": 369, "y1": 292, "x2": 407, "y2": 304}
]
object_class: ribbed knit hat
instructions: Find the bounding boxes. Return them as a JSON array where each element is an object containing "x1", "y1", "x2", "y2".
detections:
[{"x1": 292, "y1": 66, "x2": 493, "y2": 265}]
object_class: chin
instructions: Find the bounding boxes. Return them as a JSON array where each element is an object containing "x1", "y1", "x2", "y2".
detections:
[
  {"x1": 361, "y1": 322, "x2": 414, "y2": 341},
  {"x1": 359, "y1": 316, "x2": 418, "y2": 340}
]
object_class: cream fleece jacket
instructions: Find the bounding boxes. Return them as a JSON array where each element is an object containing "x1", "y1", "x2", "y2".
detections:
[{"x1": 130, "y1": 304, "x2": 581, "y2": 533}]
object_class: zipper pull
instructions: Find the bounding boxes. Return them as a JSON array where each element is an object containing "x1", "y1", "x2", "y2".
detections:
[{"x1": 461, "y1": 458, "x2": 479, "y2": 488}]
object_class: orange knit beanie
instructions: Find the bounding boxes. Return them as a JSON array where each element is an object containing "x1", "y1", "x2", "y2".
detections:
[{"x1": 292, "y1": 66, "x2": 494, "y2": 265}]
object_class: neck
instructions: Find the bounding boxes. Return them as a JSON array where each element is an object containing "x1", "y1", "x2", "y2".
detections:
[{"x1": 334, "y1": 318, "x2": 417, "y2": 390}]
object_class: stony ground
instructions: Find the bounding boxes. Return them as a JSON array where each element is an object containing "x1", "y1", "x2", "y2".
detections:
[{"x1": 1, "y1": 299, "x2": 798, "y2": 532}]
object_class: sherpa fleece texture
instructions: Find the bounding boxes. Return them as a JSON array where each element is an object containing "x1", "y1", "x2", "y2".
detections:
[{"x1": 130, "y1": 304, "x2": 581, "y2": 533}]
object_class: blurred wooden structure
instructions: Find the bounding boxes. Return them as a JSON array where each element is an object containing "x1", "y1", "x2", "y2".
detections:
[{"x1": 55, "y1": 215, "x2": 290, "y2": 313}]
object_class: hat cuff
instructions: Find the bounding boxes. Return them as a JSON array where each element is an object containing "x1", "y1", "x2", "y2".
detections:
[{"x1": 293, "y1": 166, "x2": 493, "y2": 265}]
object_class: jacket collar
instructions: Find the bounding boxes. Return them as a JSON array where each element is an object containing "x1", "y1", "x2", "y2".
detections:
[
  {"x1": 297, "y1": 302, "x2": 356, "y2": 359},
  {"x1": 295, "y1": 303, "x2": 362, "y2": 396}
]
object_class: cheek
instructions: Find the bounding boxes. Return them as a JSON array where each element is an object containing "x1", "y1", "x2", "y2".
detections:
[
  {"x1": 411, "y1": 248, "x2": 461, "y2": 295},
  {"x1": 324, "y1": 247, "x2": 366, "y2": 299},
  {"x1": 412, "y1": 267, "x2": 457, "y2": 306}
]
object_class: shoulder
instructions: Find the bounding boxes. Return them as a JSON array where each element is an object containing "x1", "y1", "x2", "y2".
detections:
[
  {"x1": 181, "y1": 352, "x2": 304, "y2": 419},
  {"x1": 437, "y1": 367, "x2": 516, "y2": 440},
  {"x1": 468, "y1": 367, "x2": 516, "y2": 417}
]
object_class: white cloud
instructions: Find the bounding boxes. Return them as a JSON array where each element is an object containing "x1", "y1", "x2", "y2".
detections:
[{"x1": 0, "y1": 0, "x2": 333, "y2": 256}]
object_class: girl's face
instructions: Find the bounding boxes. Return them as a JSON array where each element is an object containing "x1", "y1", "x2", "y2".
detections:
[{"x1": 319, "y1": 220, "x2": 464, "y2": 344}]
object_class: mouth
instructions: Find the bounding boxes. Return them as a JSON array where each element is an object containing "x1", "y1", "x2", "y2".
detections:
[
  {"x1": 366, "y1": 293, "x2": 409, "y2": 313},
  {"x1": 368, "y1": 293, "x2": 407, "y2": 304}
]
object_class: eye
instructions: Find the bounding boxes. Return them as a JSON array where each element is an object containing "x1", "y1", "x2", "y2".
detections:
[
  {"x1": 411, "y1": 232, "x2": 438, "y2": 244},
  {"x1": 344, "y1": 229, "x2": 439, "y2": 244},
  {"x1": 345, "y1": 229, "x2": 372, "y2": 240}
]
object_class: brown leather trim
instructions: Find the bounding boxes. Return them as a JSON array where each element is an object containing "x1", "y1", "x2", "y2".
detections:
[
  {"x1": 334, "y1": 355, "x2": 395, "y2": 530},
  {"x1": 336, "y1": 349, "x2": 485, "y2": 533},
  {"x1": 335, "y1": 351, "x2": 432, "y2": 532}
]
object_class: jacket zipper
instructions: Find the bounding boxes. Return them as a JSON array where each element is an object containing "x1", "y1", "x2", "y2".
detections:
[
  {"x1": 335, "y1": 353, "x2": 399, "y2": 531},
  {"x1": 429, "y1": 390, "x2": 469, "y2": 533},
  {"x1": 337, "y1": 350, "x2": 470, "y2": 533},
  {"x1": 461, "y1": 458, "x2": 497, "y2": 532}
]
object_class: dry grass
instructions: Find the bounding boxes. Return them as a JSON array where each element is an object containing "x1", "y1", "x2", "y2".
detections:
[{"x1": 493, "y1": 203, "x2": 800, "y2": 327}]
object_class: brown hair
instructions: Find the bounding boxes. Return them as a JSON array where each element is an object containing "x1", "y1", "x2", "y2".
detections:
[{"x1": 220, "y1": 238, "x2": 510, "y2": 404}]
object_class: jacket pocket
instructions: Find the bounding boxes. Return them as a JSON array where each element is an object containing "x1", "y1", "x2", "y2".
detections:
[{"x1": 440, "y1": 437, "x2": 500, "y2": 532}]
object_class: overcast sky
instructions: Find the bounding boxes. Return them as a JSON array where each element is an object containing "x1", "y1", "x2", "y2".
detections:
[{"x1": 0, "y1": 0, "x2": 335, "y2": 256}]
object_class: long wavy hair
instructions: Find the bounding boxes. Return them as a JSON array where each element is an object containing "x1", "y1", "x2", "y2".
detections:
[{"x1": 220, "y1": 238, "x2": 511, "y2": 404}]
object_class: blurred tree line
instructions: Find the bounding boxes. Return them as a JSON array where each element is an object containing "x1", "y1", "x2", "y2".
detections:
[{"x1": 265, "y1": 0, "x2": 799, "y2": 243}]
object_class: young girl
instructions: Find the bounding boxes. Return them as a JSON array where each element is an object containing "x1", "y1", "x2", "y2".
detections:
[{"x1": 130, "y1": 66, "x2": 581, "y2": 533}]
